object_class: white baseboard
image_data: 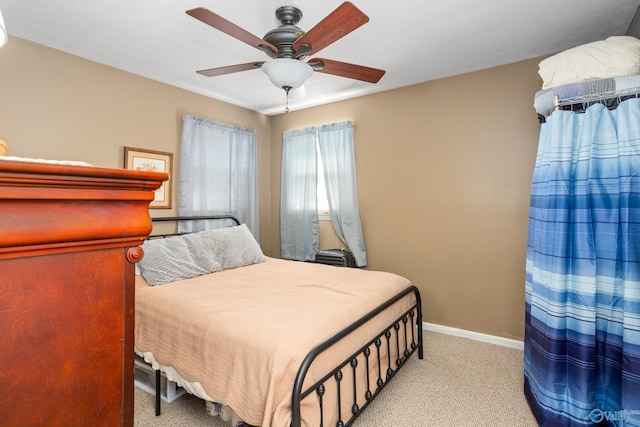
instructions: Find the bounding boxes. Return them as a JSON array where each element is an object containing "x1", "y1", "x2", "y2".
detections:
[{"x1": 423, "y1": 322, "x2": 524, "y2": 350}]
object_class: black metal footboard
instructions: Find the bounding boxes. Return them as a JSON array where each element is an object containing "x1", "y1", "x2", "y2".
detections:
[{"x1": 291, "y1": 286, "x2": 423, "y2": 427}]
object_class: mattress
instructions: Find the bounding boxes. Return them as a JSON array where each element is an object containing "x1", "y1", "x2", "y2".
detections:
[
  {"x1": 134, "y1": 256, "x2": 416, "y2": 427},
  {"x1": 533, "y1": 74, "x2": 640, "y2": 117}
]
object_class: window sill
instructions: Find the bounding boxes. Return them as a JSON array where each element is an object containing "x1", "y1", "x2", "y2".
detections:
[{"x1": 318, "y1": 211, "x2": 331, "y2": 221}]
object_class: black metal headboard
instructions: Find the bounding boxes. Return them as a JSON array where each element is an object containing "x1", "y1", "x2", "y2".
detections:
[{"x1": 149, "y1": 215, "x2": 241, "y2": 239}]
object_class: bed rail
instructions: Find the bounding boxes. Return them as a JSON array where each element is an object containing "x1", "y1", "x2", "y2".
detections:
[
  {"x1": 291, "y1": 285, "x2": 423, "y2": 427},
  {"x1": 149, "y1": 215, "x2": 240, "y2": 239}
]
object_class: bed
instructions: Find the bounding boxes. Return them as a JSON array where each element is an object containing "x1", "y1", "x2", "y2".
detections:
[{"x1": 134, "y1": 215, "x2": 423, "y2": 427}]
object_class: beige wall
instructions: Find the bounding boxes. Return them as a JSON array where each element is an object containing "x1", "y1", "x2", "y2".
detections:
[
  {"x1": 0, "y1": 37, "x2": 272, "y2": 246},
  {"x1": 1, "y1": 36, "x2": 543, "y2": 340},
  {"x1": 271, "y1": 58, "x2": 542, "y2": 340}
]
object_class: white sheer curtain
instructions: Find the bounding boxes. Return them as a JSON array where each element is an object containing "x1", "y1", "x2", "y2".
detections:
[
  {"x1": 281, "y1": 121, "x2": 367, "y2": 266},
  {"x1": 318, "y1": 121, "x2": 367, "y2": 266},
  {"x1": 280, "y1": 128, "x2": 319, "y2": 261},
  {"x1": 179, "y1": 115, "x2": 259, "y2": 238}
]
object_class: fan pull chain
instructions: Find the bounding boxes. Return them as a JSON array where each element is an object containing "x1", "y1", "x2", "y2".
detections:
[{"x1": 283, "y1": 86, "x2": 292, "y2": 113}]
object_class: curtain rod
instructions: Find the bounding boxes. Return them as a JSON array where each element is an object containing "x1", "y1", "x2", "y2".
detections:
[{"x1": 552, "y1": 87, "x2": 640, "y2": 112}]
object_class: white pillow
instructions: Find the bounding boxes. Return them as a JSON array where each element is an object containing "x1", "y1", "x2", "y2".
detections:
[
  {"x1": 138, "y1": 234, "x2": 214, "y2": 286},
  {"x1": 538, "y1": 36, "x2": 640, "y2": 89},
  {"x1": 138, "y1": 224, "x2": 265, "y2": 286},
  {"x1": 183, "y1": 224, "x2": 265, "y2": 271}
]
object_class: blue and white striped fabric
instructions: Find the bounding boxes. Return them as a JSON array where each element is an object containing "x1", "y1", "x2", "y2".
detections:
[{"x1": 524, "y1": 99, "x2": 640, "y2": 426}]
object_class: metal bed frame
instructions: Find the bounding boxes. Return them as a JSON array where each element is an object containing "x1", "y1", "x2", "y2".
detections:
[{"x1": 142, "y1": 215, "x2": 424, "y2": 427}]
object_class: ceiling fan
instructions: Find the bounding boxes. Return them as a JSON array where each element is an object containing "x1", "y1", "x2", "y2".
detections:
[{"x1": 186, "y1": 2, "x2": 385, "y2": 111}]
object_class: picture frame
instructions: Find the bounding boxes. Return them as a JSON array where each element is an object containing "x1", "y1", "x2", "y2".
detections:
[{"x1": 124, "y1": 147, "x2": 173, "y2": 209}]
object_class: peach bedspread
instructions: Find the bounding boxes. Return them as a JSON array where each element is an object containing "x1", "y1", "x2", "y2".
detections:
[{"x1": 135, "y1": 257, "x2": 415, "y2": 427}]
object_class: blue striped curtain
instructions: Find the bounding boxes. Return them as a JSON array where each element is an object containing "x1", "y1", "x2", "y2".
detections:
[{"x1": 524, "y1": 99, "x2": 640, "y2": 426}]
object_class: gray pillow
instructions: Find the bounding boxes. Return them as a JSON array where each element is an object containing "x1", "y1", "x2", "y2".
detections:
[
  {"x1": 182, "y1": 224, "x2": 265, "y2": 271},
  {"x1": 138, "y1": 224, "x2": 265, "y2": 286}
]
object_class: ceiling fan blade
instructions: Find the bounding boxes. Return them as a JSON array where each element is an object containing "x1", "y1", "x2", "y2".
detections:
[
  {"x1": 309, "y1": 58, "x2": 385, "y2": 83},
  {"x1": 196, "y1": 61, "x2": 265, "y2": 77},
  {"x1": 293, "y1": 2, "x2": 369, "y2": 56},
  {"x1": 187, "y1": 8, "x2": 277, "y2": 56}
]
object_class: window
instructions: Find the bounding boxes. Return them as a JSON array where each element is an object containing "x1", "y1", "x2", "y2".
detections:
[
  {"x1": 281, "y1": 120, "x2": 366, "y2": 266},
  {"x1": 179, "y1": 115, "x2": 259, "y2": 237}
]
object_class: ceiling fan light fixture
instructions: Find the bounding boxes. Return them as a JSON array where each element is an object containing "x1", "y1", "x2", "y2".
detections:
[{"x1": 262, "y1": 58, "x2": 313, "y2": 90}]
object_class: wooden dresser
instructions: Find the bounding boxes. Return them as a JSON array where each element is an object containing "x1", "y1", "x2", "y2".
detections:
[{"x1": 0, "y1": 159, "x2": 167, "y2": 426}]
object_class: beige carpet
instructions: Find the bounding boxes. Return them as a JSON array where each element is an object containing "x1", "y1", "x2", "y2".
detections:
[{"x1": 134, "y1": 330, "x2": 538, "y2": 427}]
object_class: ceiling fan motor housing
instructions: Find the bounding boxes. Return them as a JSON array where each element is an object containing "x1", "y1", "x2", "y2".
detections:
[{"x1": 263, "y1": 6, "x2": 306, "y2": 59}]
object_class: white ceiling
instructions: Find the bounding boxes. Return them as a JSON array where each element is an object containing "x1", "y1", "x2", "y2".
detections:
[{"x1": 2, "y1": 0, "x2": 639, "y2": 116}]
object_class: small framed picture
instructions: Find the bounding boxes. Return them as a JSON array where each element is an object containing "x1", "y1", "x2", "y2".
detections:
[{"x1": 124, "y1": 147, "x2": 173, "y2": 209}]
